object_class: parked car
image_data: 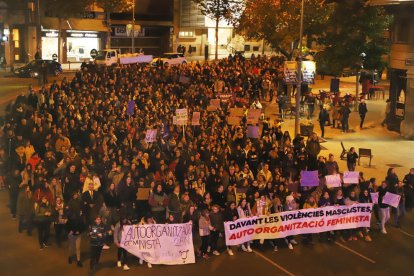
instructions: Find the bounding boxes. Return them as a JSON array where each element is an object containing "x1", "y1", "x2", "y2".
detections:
[
  {"x1": 13, "y1": 59, "x2": 62, "y2": 78},
  {"x1": 152, "y1": 53, "x2": 187, "y2": 67}
]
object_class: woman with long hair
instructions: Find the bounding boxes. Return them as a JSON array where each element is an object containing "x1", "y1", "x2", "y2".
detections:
[{"x1": 148, "y1": 184, "x2": 168, "y2": 223}]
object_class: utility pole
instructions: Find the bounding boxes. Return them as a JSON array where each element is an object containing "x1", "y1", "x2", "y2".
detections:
[
  {"x1": 131, "y1": 0, "x2": 135, "y2": 53},
  {"x1": 295, "y1": 0, "x2": 305, "y2": 136},
  {"x1": 36, "y1": 0, "x2": 41, "y2": 57}
]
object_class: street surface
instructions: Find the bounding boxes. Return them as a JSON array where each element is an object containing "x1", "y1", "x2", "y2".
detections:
[{"x1": 0, "y1": 73, "x2": 413, "y2": 275}]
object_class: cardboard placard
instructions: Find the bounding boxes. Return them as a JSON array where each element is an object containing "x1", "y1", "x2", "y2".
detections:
[
  {"x1": 230, "y1": 108, "x2": 244, "y2": 117},
  {"x1": 191, "y1": 112, "x2": 200, "y2": 126},
  {"x1": 136, "y1": 188, "x2": 151, "y2": 200},
  {"x1": 227, "y1": 116, "x2": 241, "y2": 126},
  {"x1": 247, "y1": 109, "x2": 261, "y2": 125}
]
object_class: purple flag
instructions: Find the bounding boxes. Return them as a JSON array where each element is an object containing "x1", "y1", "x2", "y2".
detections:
[{"x1": 127, "y1": 100, "x2": 135, "y2": 116}]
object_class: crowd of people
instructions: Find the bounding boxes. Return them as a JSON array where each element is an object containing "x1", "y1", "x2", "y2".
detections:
[{"x1": 1, "y1": 54, "x2": 413, "y2": 275}]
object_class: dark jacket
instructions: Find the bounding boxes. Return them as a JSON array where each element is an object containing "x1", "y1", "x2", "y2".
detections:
[
  {"x1": 210, "y1": 211, "x2": 224, "y2": 232},
  {"x1": 89, "y1": 222, "x2": 107, "y2": 246}
]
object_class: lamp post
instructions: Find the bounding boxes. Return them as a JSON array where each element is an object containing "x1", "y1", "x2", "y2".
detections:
[
  {"x1": 131, "y1": 0, "x2": 135, "y2": 53},
  {"x1": 354, "y1": 52, "x2": 366, "y2": 111},
  {"x1": 294, "y1": 0, "x2": 305, "y2": 136}
]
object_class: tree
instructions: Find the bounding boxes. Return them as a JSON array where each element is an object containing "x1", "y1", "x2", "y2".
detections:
[
  {"x1": 237, "y1": 0, "x2": 331, "y2": 60},
  {"x1": 96, "y1": 0, "x2": 130, "y2": 49},
  {"x1": 192, "y1": 0, "x2": 243, "y2": 60},
  {"x1": 43, "y1": 0, "x2": 94, "y2": 62},
  {"x1": 316, "y1": 0, "x2": 391, "y2": 75}
]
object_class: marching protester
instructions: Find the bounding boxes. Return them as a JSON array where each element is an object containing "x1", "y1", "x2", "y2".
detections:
[
  {"x1": 114, "y1": 217, "x2": 131, "y2": 271},
  {"x1": 1, "y1": 53, "x2": 410, "y2": 273},
  {"x1": 89, "y1": 216, "x2": 107, "y2": 274},
  {"x1": 378, "y1": 181, "x2": 391, "y2": 234},
  {"x1": 198, "y1": 209, "x2": 213, "y2": 259}
]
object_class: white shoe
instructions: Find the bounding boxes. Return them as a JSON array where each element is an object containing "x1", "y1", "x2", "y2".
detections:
[
  {"x1": 288, "y1": 243, "x2": 293, "y2": 250},
  {"x1": 290, "y1": 239, "x2": 298, "y2": 245},
  {"x1": 274, "y1": 246, "x2": 278, "y2": 252},
  {"x1": 212, "y1": 250, "x2": 220, "y2": 256},
  {"x1": 103, "y1": 244, "x2": 110, "y2": 250},
  {"x1": 117, "y1": 261, "x2": 122, "y2": 268},
  {"x1": 247, "y1": 245, "x2": 253, "y2": 252},
  {"x1": 381, "y1": 229, "x2": 387, "y2": 234},
  {"x1": 139, "y1": 259, "x2": 144, "y2": 265},
  {"x1": 147, "y1": 263, "x2": 152, "y2": 268},
  {"x1": 241, "y1": 245, "x2": 248, "y2": 252},
  {"x1": 123, "y1": 264, "x2": 130, "y2": 271},
  {"x1": 207, "y1": 246, "x2": 211, "y2": 253},
  {"x1": 227, "y1": 249, "x2": 234, "y2": 256}
]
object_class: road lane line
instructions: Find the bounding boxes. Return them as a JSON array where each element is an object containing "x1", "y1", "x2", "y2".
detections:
[
  {"x1": 399, "y1": 229, "x2": 414, "y2": 238},
  {"x1": 253, "y1": 250, "x2": 294, "y2": 276},
  {"x1": 334, "y1": 242, "x2": 376, "y2": 264}
]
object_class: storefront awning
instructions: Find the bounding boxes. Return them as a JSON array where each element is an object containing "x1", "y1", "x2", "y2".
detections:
[{"x1": 41, "y1": 17, "x2": 108, "y2": 32}]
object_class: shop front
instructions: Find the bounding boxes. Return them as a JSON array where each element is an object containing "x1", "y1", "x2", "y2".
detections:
[{"x1": 41, "y1": 30, "x2": 102, "y2": 62}]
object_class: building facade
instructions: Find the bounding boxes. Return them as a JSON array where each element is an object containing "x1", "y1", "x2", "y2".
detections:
[{"x1": 370, "y1": 0, "x2": 414, "y2": 139}]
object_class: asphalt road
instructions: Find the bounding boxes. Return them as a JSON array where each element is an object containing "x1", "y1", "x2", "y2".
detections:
[
  {"x1": 0, "y1": 189, "x2": 413, "y2": 276},
  {"x1": 0, "y1": 72, "x2": 73, "y2": 116}
]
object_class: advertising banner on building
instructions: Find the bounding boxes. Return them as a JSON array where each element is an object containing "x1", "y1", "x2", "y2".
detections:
[
  {"x1": 224, "y1": 204, "x2": 373, "y2": 246},
  {"x1": 121, "y1": 223, "x2": 195, "y2": 265}
]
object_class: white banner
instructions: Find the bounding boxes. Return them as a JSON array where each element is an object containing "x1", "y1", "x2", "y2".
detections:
[
  {"x1": 382, "y1": 192, "x2": 401, "y2": 208},
  {"x1": 224, "y1": 204, "x2": 373, "y2": 246},
  {"x1": 343, "y1": 171, "x2": 359, "y2": 184},
  {"x1": 176, "y1": 109, "x2": 188, "y2": 125},
  {"x1": 325, "y1": 174, "x2": 342, "y2": 188},
  {"x1": 121, "y1": 223, "x2": 195, "y2": 265}
]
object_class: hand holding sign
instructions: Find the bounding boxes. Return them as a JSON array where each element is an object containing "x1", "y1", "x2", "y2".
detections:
[
  {"x1": 325, "y1": 174, "x2": 341, "y2": 188},
  {"x1": 343, "y1": 171, "x2": 359, "y2": 184},
  {"x1": 382, "y1": 192, "x2": 401, "y2": 208},
  {"x1": 145, "y1": 129, "x2": 157, "y2": 143}
]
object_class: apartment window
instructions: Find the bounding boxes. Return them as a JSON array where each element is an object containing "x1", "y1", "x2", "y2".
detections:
[
  {"x1": 244, "y1": 45, "x2": 251, "y2": 52},
  {"x1": 395, "y1": 18, "x2": 410, "y2": 43},
  {"x1": 13, "y1": 29, "x2": 20, "y2": 48}
]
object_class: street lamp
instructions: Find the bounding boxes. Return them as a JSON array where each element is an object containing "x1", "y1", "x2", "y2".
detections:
[
  {"x1": 354, "y1": 52, "x2": 366, "y2": 111},
  {"x1": 294, "y1": 0, "x2": 305, "y2": 136},
  {"x1": 132, "y1": 0, "x2": 135, "y2": 53}
]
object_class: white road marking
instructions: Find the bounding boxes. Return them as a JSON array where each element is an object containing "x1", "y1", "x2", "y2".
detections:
[
  {"x1": 334, "y1": 241, "x2": 376, "y2": 264},
  {"x1": 398, "y1": 229, "x2": 414, "y2": 238},
  {"x1": 253, "y1": 250, "x2": 295, "y2": 276}
]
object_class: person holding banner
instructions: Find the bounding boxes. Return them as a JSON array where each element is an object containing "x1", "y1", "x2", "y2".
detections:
[
  {"x1": 302, "y1": 196, "x2": 318, "y2": 244},
  {"x1": 378, "y1": 181, "x2": 391, "y2": 234},
  {"x1": 114, "y1": 218, "x2": 131, "y2": 271},
  {"x1": 283, "y1": 195, "x2": 298, "y2": 247},
  {"x1": 359, "y1": 190, "x2": 373, "y2": 242},
  {"x1": 224, "y1": 202, "x2": 239, "y2": 256},
  {"x1": 318, "y1": 192, "x2": 334, "y2": 242},
  {"x1": 270, "y1": 197, "x2": 294, "y2": 250},
  {"x1": 345, "y1": 190, "x2": 360, "y2": 241},
  {"x1": 138, "y1": 215, "x2": 156, "y2": 268},
  {"x1": 237, "y1": 199, "x2": 253, "y2": 253}
]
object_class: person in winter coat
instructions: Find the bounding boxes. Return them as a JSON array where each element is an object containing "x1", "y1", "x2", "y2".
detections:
[
  {"x1": 114, "y1": 218, "x2": 131, "y2": 271},
  {"x1": 305, "y1": 133, "x2": 321, "y2": 170},
  {"x1": 149, "y1": 184, "x2": 168, "y2": 223},
  {"x1": 198, "y1": 209, "x2": 213, "y2": 259},
  {"x1": 319, "y1": 106, "x2": 330, "y2": 138},
  {"x1": 345, "y1": 190, "x2": 359, "y2": 240},
  {"x1": 359, "y1": 189, "x2": 373, "y2": 242},
  {"x1": 89, "y1": 215, "x2": 108, "y2": 273},
  {"x1": 302, "y1": 195, "x2": 318, "y2": 244},
  {"x1": 17, "y1": 184, "x2": 35, "y2": 235},
  {"x1": 223, "y1": 201, "x2": 239, "y2": 255},
  {"x1": 168, "y1": 185, "x2": 181, "y2": 223},
  {"x1": 346, "y1": 147, "x2": 359, "y2": 172},
  {"x1": 209, "y1": 205, "x2": 224, "y2": 256},
  {"x1": 52, "y1": 196, "x2": 67, "y2": 246},
  {"x1": 66, "y1": 204, "x2": 85, "y2": 268},
  {"x1": 358, "y1": 100, "x2": 368, "y2": 129},
  {"x1": 35, "y1": 195, "x2": 52, "y2": 249}
]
